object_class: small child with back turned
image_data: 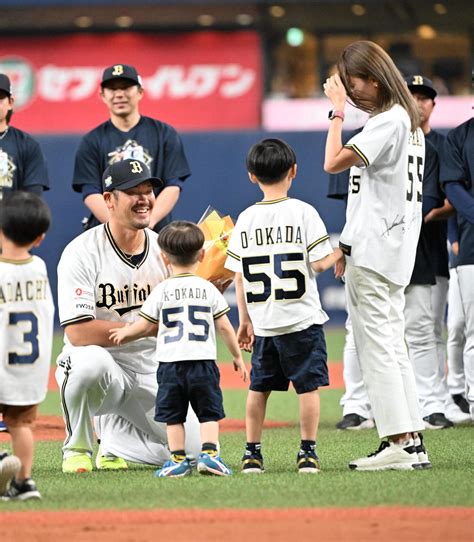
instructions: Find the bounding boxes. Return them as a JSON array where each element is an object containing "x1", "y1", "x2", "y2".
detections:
[
  {"x1": 225, "y1": 138, "x2": 344, "y2": 474},
  {"x1": 0, "y1": 191, "x2": 54, "y2": 500},
  {"x1": 110, "y1": 221, "x2": 248, "y2": 477}
]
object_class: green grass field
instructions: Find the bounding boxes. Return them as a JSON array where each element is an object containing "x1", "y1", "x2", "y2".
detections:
[{"x1": 2, "y1": 328, "x2": 473, "y2": 510}]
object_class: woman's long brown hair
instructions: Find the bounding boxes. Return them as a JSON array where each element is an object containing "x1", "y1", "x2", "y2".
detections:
[{"x1": 337, "y1": 40, "x2": 420, "y2": 131}]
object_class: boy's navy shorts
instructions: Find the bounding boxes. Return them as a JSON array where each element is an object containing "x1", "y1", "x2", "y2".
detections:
[
  {"x1": 250, "y1": 324, "x2": 329, "y2": 394},
  {"x1": 155, "y1": 360, "x2": 225, "y2": 424}
]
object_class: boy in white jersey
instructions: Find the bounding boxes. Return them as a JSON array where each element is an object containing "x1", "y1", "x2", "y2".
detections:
[
  {"x1": 0, "y1": 191, "x2": 54, "y2": 500},
  {"x1": 111, "y1": 221, "x2": 248, "y2": 477},
  {"x1": 225, "y1": 138, "x2": 343, "y2": 474},
  {"x1": 324, "y1": 40, "x2": 428, "y2": 471}
]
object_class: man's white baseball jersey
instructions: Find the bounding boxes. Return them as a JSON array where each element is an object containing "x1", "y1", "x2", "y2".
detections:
[
  {"x1": 139, "y1": 274, "x2": 229, "y2": 362},
  {"x1": 340, "y1": 104, "x2": 425, "y2": 286},
  {"x1": 0, "y1": 255, "x2": 54, "y2": 405},
  {"x1": 225, "y1": 197, "x2": 333, "y2": 336},
  {"x1": 57, "y1": 223, "x2": 169, "y2": 374}
]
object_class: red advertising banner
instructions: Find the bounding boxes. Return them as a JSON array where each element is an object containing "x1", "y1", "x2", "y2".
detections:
[{"x1": 0, "y1": 32, "x2": 261, "y2": 133}]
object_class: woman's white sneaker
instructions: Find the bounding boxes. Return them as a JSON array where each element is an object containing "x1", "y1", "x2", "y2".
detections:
[{"x1": 349, "y1": 439, "x2": 421, "y2": 471}]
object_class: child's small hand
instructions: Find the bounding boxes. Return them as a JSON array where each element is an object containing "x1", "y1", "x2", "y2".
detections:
[
  {"x1": 237, "y1": 322, "x2": 254, "y2": 352},
  {"x1": 233, "y1": 357, "x2": 249, "y2": 383},
  {"x1": 109, "y1": 325, "x2": 127, "y2": 345},
  {"x1": 335, "y1": 252, "x2": 346, "y2": 279}
]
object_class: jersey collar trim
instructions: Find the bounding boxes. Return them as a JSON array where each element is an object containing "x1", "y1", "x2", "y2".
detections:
[
  {"x1": 255, "y1": 197, "x2": 290, "y2": 205},
  {"x1": 104, "y1": 222, "x2": 150, "y2": 269},
  {"x1": 0, "y1": 256, "x2": 34, "y2": 265},
  {"x1": 170, "y1": 273, "x2": 195, "y2": 278}
]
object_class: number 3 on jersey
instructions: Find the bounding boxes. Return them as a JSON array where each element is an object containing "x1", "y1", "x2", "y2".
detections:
[
  {"x1": 242, "y1": 253, "x2": 306, "y2": 303},
  {"x1": 8, "y1": 311, "x2": 39, "y2": 364}
]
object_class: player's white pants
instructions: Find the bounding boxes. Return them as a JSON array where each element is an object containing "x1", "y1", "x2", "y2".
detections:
[
  {"x1": 432, "y1": 275, "x2": 449, "y2": 390},
  {"x1": 55, "y1": 345, "x2": 201, "y2": 465},
  {"x1": 405, "y1": 283, "x2": 448, "y2": 417},
  {"x1": 339, "y1": 313, "x2": 372, "y2": 418},
  {"x1": 457, "y1": 265, "x2": 474, "y2": 412},
  {"x1": 345, "y1": 265, "x2": 424, "y2": 438},
  {"x1": 447, "y1": 267, "x2": 466, "y2": 395}
]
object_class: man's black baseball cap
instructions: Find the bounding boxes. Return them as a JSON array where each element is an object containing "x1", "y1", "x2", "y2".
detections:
[
  {"x1": 101, "y1": 64, "x2": 142, "y2": 87},
  {"x1": 0, "y1": 74, "x2": 12, "y2": 96},
  {"x1": 405, "y1": 75, "x2": 437, "y2": 100},
  {"x1": 102, "y1": 159, "x2": 162, "y2": 192}
]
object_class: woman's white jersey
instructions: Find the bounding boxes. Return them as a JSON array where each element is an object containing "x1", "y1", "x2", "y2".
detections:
[{"x1": 340, "y1": 104, "x2": 425, "y2": 286}]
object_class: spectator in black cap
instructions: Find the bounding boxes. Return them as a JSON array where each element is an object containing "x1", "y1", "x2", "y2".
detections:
[
  {"x1": 0, "y1": 73, "x2": 49, "y2": 202},
  {"x1": 72, "y1": 63, "x2": 191, "y2": 233}
]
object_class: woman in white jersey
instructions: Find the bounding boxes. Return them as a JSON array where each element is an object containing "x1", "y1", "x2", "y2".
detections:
[{"x1": 323, "y1": 41, "x2": 428, "y2": 471}]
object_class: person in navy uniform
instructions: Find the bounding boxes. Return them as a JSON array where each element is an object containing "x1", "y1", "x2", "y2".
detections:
[
  {"x1": 441, "y1": 118, "x2": 474, "y2": 422},
  {"x1": 73, "y1": 63, "x2": 191, "y2": 233},
  {"x1": 0, "y1": 74, "x2": 50, "y2": 201}
]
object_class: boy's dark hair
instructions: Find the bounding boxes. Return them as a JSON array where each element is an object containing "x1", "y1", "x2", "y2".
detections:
[
  {"x1": 158, "y1": 220, "x2": 205, "y2": 266},
  {"x1": 246, "y1": 138, "x2": 297, "y2": 185},
  {"x1": 0, "y1": 191, "x2": 51, "y2": 246}
]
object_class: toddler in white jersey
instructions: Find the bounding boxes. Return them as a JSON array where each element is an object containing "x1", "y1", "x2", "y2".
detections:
[
  {"x1": 225, "y1": 138, "x2": 343, "y2": 474},
  {"x1": 110, "y1": 220, "x2": 248, "y2": 477},
  {"x1": 0, "y1": 192, "x2": 54, "y2": 500}
]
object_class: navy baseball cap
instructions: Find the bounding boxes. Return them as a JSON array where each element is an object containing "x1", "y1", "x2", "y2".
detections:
[
  {"x1": 405, "y1": 75, "x2": 437, "y2": 100},
  {"x1": 102, "y1": 159, "x2": 162, "y2": 192},
  {"x1": 0, "y1": 74, "x2": 12, "y2": 96},
  {"x1": 101, "y1": 64, "x2": 142, "y2": 87}
]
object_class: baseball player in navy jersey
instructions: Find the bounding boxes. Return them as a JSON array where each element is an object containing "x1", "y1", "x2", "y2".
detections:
[
  {"x1": 441, "y1": 118, "x2": 474, "y2": 421},
  {"x1": 0, "y1": 74, "x2": 49, "y2": 201},
  {"x1": 73, "y1": 64, "x2": 190, "y2": 233},
  {"x1": 324, "y1": 41, "x2": 428, "y2": 471},
  {"x1": 445, "y1": 217, "x2": 470, "y2": 420},
  {"x1": 56, "y1": 158, "x2": 200, "y2": 474},
  {"x1": 404, "y1": 76, "x2": 458, "y2": 428}
]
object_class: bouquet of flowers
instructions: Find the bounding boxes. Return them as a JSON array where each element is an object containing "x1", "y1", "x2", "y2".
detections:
[{"x1": 196, "y1": 206, "x2": 235, "y2": 287}]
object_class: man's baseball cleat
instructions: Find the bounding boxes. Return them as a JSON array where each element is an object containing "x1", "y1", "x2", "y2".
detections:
[
  {"x1": 197, "y1": 452, "x2": 232, "y2": 476},
  {"x1": 96, "y1": 454, "x2": 128, "y2": 471},
  {"x1": 423, "y1": 413, "x2": 454, "y2": 430},
  {"x1": 297, "y1": 450, "x2": 321, "y2": 474},
  {"x1": 1, "y1": 478, "x2": 41, "y2": 501},
  {"x1": 62, "y1": 454, "x2": 93, "y2": 474},
  {"x1": 349, "y1": 439, "x2": 421, "y2": 471},
  {"x1": 155, "y1": 456, "x2": 192, "y2": 478},
  {"x1": 0, "y1": 452, "x2": 21, "y2": 494},
  {"x1": 241, "y1": 451, "x2": 264, "y2": 474},
  {"x1": 336, "y1": 413, "x2": 375, "y2": 430}
]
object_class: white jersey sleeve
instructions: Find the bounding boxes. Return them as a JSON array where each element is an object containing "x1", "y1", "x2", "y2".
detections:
[
  {"x1": 345, "y1": 111, "x2": 402, "y2": 168},
  {"x1": 0, "y1": 256, "x2": 55, "y2": 405}
]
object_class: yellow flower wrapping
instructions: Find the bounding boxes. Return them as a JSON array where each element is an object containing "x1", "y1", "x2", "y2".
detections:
[{"x1": 196, "y1": 210, "x2": 235, "y2": 283}]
